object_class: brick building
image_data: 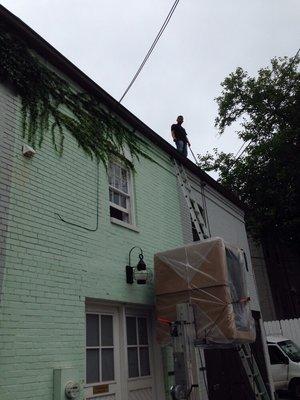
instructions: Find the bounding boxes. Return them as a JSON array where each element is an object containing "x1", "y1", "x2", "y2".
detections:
[{"x1": 0, "y1": 6, "x2": 272, "y2": 400}]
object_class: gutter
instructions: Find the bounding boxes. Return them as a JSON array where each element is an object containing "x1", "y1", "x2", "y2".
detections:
[{"x1": 0, "y1": 5, "x2": 245, "y2": 211}]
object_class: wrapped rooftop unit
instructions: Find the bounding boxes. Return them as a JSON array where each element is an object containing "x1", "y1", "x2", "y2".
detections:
[{"x1": 154, "y1": 237, "x2": 256, "y2": 346}]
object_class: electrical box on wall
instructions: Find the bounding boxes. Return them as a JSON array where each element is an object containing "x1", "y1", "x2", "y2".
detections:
[{"x1": 53, "y1": 368, "x2": 83, "y2": 400}]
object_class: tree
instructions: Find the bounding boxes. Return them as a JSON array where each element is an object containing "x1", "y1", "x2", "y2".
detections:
[{"x1": 198, "y1": 55, "x2": 300, "y2": 247}]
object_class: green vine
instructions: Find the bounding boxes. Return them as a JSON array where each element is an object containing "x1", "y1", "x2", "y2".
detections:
[{"x1": 0, "y1": 24, "x2": 151, "y2": 169}]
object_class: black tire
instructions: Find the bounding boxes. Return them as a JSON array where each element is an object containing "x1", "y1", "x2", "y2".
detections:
[{"x1": 290, "y1": 379, "x2": 300, "y2": 399}]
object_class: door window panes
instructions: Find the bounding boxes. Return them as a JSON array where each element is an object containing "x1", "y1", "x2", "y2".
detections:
[
  {"x1": 86, "y1": 314, "x2": 99, "y2": 347},
  {"x1": 101, "y1": 315, "x2": 113, "y2": 346},
  {"x1": 126, "y1": 317, "x2": 137, "y2": 345},
  {"x1": 140, "y1": 347, "x2": 150, "y2": 376},
  {"x1": 102, "y1": 348, "x2": 115, "y2": 381},
  {"x1": 126, "y1": 316, "x2": 151, "y2": 378},
  {"x1": 128, "y1": 347, "x2": 139, "y2": 378},
  {"x1": 138, "y1": 318, "x2": 148, "y2": 345},
  {"x1": 86, "y1": 349, "x2": 99, "y2": 384},
  {"x1": 86, "y1": 313, "x2": 115, "y2": 384}
]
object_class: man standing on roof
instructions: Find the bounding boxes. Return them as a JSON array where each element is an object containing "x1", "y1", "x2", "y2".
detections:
[{"x1": 171, "y1": 115, "x2": 190, "y2": 157}]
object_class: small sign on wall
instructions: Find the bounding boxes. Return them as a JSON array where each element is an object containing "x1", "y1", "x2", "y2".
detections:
[{"x1": 93, "y1": 384, "x2": 109, "y2": 395}]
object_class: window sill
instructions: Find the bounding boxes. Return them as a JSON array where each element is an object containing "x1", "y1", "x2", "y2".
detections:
[{"x1": 110, "y1": 217, "x2": 140, "y2": 233}]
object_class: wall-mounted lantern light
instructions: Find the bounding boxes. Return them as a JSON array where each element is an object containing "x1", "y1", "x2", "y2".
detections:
[{"x1": 126, "y1": 246, "x2": 148, "y2": 284}]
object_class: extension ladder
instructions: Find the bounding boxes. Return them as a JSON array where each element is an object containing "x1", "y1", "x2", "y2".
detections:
[
  {"x1": 173, "y1": 159, "x2": 209, "y2": 241},
  {"x1": 239, "y1": 344, "x2": 271, "y2": 400}
]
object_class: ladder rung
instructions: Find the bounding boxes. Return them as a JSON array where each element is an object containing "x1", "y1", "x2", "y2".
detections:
[{"x1": 173, "y1": 159, "x2": 209, "y2": 242}]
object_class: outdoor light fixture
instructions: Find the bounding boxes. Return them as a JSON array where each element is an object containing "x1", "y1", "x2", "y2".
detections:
[{"x1": 126, "y1": 246, "x2": 148, "y2": 284}]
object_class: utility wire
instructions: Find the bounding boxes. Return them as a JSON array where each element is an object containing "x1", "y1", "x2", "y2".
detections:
[
  {"x1": 234, "y1": 141, "x2": 248, "y2": 158},
  {"x1": 119, "y1": 0, "x2": 180, "y2": 103}
]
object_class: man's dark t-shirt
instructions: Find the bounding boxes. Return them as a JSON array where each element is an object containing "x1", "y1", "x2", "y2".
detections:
[{"x1": 171, "y1": 123, "x2": 188, "y2": 142}]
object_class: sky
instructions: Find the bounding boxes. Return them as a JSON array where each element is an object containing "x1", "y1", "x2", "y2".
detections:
[{"x1": 1, "y1": 0, "x2": 300, "y2": 168}]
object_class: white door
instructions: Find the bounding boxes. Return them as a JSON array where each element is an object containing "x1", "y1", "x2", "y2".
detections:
[
  {"x1": 124, "y1": 308, "x2": 154, "y2": 400},
  {"x1": 85, "y1": 304, "x2": 121, "y2": 400},
  {"x1": 85, "y1": 304, "x2": 162, "y2": 400}
]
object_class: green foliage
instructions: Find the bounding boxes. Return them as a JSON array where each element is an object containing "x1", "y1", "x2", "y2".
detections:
[
  {"x1": 0, "y1": 25, "x2": 151, "y2": 169},
  {"x1": 198, "y1": 55, "x2": 300, "y2": 244}
]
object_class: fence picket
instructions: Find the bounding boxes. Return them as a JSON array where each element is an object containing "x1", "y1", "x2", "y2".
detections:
[{"x1": 264, "y1": 318, "x2": 300, "y2": 346}]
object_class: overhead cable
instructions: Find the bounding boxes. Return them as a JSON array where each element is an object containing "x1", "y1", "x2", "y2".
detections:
[
  {"x1": 119, "y1": 0, "x2": 180, "y2": 103},
  {"x1": 234, "y1": 141, "x2": 248, "y2": 158}
]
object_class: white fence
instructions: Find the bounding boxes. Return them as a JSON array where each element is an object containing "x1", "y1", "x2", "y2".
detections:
[{"x1": 264, "y1": 318, "x2": 300, "y2": 346}]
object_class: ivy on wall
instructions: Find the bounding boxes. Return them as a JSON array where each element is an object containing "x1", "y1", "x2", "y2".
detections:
[{"x1": 0, "y1": 25, "x2": 150, "y2": 168}]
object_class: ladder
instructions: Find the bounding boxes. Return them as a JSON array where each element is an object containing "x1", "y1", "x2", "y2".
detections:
[
  {"x1": 173, "y1": 159, "x2": 209, "y2": 241},
  {"x1": 239, "y1": 344, "x2": 271, "y2": 400}
]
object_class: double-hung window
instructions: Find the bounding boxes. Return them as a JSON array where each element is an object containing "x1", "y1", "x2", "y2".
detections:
[{"x1": 108, "y1": 162, "x2": 133, "y2": 224}]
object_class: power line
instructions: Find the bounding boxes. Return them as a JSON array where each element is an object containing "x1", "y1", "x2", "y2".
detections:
[
  {"x1": 234, "y1": 141, "x2": 248, "y2": 158},
  {"x1": 119, "y1": 0, "x2": 180, "y2": 103}
]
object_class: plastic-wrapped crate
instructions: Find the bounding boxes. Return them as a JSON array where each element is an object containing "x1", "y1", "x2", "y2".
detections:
[{"x1": 154, "y1": 237, "x2": 256, "y2": 346}]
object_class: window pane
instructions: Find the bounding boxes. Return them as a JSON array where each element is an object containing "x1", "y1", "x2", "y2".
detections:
[
  {"x1": 140, "y1": 347, "x2": 150, "y2": 376},
  {"x1": 101, "y1": 315, "x2": 113, "y2": 346},
  {"x1": 121, "y1": 168, "x2": 127, "y2": 180},
  {"x1": 109, "y1": 189, "x2": 113, "y2": 202},
  {"x1": 110, "y1": 206, "x2": 123, "y2": 221},
  {"x1": 115, "y1": 177, "x2": 120, "y2": 189},
  {"x1": 86, "y1": 314, "x2": 99, "y2": 346},
  {"x1": 279, "y1": 340, "x2": 300, "y2": 362},
  {"x1": 268, "y1": 346, "x2": 286, "y2": 364},
  {"x1": 115, "y1": 165, "x2": 121, "y2": 178},
  {"x1": 86, "y1": 349, "x2": 99, "y2": 383},
  {"x1": 126, "y1": 317, "x2": 137, "y2": 345},
  {"x1": 102, "y1": 349, "x2": 114, "y2": 381},
  {"x1": 138, "y1": 318, "x2": 148, "y2": 345},
  {"x1": 120, "y1": 194, "x2": 127, "y2": 209},
  {"x1": 122, "y1": 212, "x2": 129, "y2": 223},
  {"x1": 113, "y1": 192, "x2": 120, "y2": 205},
  {"x1": 128, "y1": 347, "x2": 139, "y2": 378},
  {"x1": 122, "y1": 180, "x2": 128, "y2": 193}
]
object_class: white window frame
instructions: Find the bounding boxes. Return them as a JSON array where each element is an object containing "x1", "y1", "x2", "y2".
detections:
[{"x1": 108, "y1": 160, "x2": 137, "y2": 229}]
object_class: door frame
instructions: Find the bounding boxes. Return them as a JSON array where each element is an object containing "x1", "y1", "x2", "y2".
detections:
[{"x1": 85, "y1": 300, "x2": 165, "y2": 400}]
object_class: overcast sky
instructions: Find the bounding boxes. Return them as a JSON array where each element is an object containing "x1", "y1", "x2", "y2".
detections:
[{"x1": 2, "y1": 0, "x2": 300, "y2": 167}]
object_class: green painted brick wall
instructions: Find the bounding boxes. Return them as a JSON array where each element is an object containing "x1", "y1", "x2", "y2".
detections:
[{"x1": 0, "y1": 82, "x2": 184, "y2": 399}]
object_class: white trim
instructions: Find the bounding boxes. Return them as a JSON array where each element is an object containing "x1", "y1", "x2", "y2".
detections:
[
  {"x1": 109, "y1": 201, "x2": 129, "y2": 214},
  {"x1": 109, "y1": 185, "x2": 130, "y2": 197},
  {"x1": 110, "y1": 217, "x2": 140, "y2": 232}
]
